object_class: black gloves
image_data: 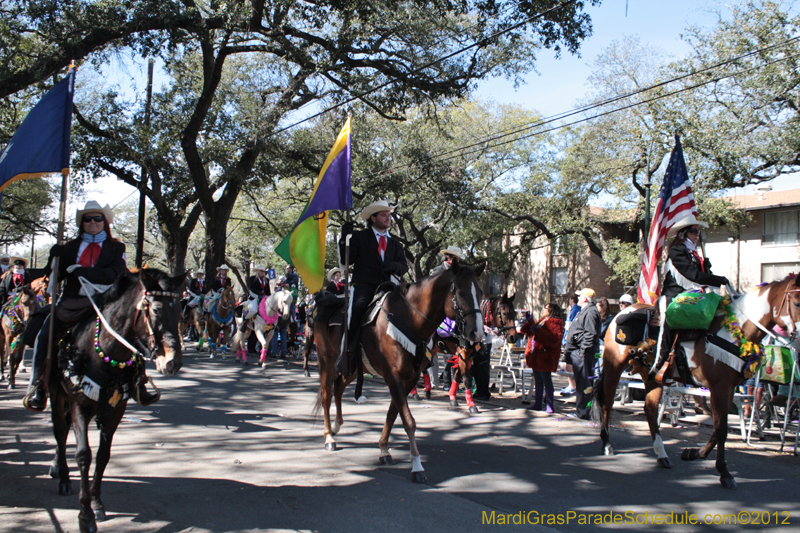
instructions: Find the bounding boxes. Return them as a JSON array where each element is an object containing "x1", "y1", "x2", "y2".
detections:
[
  {"x1": 341, "y1": 221, "x2": 354, "y2": 238},
  {"x1": 49, "y1": 244, "x2": 64, "y2": 258}
]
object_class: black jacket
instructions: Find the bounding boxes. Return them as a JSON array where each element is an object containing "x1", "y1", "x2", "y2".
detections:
[
  {"x1": 210, "y1": 275, "x2": 233, "y2": 292},
  {"x1": 0, "y1": 270, "x2": 37, "y2": 302},
  {"x1": 339, "y1": 228, "x2": 408, "y2": 286},
  {"x1": 662, "y1": 243, "x2": 727, "y2": 300},
  {"x1": 248, "y1": 274, "x2": 271, "y2": 298},
  {"x1": 188, "y1": 277, "x2": 207, "y2": 295},
  {"x1": 45, "y1": 238, "x2": 128, "y2": 299},
  {"x1": 326, "y1": 280, "x2": 345, "y2": 295},
  {"x1": 565, "y1": 303, "x2": 602, "y2": 358}
]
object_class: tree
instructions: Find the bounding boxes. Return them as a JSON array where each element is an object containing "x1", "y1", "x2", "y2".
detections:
[{"x1": 1, "y1": 0, "x2": 601, "y2": 273}]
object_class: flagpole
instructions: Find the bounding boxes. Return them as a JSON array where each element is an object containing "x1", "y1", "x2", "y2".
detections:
[
  {"x1": 45, "y1": 167, "x2": 69, "y2": 380},
  {"x1": 342, "y1": 210, "x2": 352, "y2": 376}
]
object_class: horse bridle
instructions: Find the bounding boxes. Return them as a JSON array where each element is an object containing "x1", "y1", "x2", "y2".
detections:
[
  {"x1": 775, "y1": 286, "x2": 800, "y2": 342},
  {"x1": 393, "y1": 280, "x2": 482, "y2": 343},
  {"x1": 135, "y1": 289, "x2": 182, "y2": 356}
]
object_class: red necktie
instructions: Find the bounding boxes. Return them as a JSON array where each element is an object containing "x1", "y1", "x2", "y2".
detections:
[
  {"x1": 198, "y1": 280, "x2": 204, "y2": 291},
  {"x1": 13, "y1": 274, "x2": 23, "y2": 285},
  {"x1": 378, "y1": 235, "x2": 387, "y2": 259},
  {"x1": 692, "y1": 251, "x2": 705, "y2": 271},
  {"x1": 78, "y1": 243, "x2": 101, "y2": 267}
]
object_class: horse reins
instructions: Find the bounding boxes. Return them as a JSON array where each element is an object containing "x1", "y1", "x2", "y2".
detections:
[{"x1": 135, "y1": 289, "x2": 182, "y2": 354}]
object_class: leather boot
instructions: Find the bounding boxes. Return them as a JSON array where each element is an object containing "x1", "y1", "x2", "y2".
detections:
[
  {"x1": 23, "y1": 382, "x2": 47, "y2": 412},
  {"x1": 135, "y1": 377, "x2": 160, "y2": 406}
]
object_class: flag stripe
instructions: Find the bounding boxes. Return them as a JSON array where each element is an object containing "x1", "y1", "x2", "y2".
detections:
[{"x1": 637, "y1": 137, "x2": 697, "y2": 304}]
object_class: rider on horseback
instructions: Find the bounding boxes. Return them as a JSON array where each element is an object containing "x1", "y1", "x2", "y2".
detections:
[
  {"x1": 23, "y1": 201, "x2": 159, "y2": 411},
  {"x1": 338, "y1": 200, "x2": 408, "y2": 373},
  {"x1": 0, "y1": 257, "x2": 37, "y2": 303}
]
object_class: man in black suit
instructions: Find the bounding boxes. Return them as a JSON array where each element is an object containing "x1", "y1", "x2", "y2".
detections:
[
  {"x1": 0, "y1": 257, "x2": 36, "y2": 302},
  {"x1": 339, "y1": 200, "x2": 408, "y2": 372}
]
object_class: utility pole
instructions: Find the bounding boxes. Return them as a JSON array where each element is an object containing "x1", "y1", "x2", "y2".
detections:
[{"x1": 136, "y1": 58, "x2": 154, "y2": 268}]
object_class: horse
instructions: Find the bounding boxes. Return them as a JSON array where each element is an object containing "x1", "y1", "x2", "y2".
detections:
[
  {"x1": 300, "y1": 307, "x2": 316, "y2": 377},
  {"x1": 186, "y1": 304, "x2": 206, "y2": 350},
  {"x1": 46, "y1": 268, "x2": 185, "y2": 533},
  {"x1": 595, "y1": 275, "x2": 800, "y2": 489},
  {"x1": 232, "y1": 290, "x2": 293, "y2": 366},
  {"x1": 204, "y1": 286, "x2": 235, "y2": 358},
  {"x1": 482, "y1": 292, "x2": 519, "y2": 344},
  {"x1": 313, "y1": 259, "x2": 485, "y2": 482},
  {"x1": 426, "y1": 334, "x2": 481, "y2": 413},
  {"x1": 0, "y1": 286, "x2": 37, "y2": 389}
]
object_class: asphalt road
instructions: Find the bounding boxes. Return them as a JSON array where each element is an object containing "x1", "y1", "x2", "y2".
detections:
[{"x1": 1, "y1": 347, "x2": 799, "y2": 533}]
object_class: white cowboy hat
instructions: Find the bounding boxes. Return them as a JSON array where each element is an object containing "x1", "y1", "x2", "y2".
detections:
[
  {"x1": 216, "y1": 264, "x2": 230, "y2": 271},
  {"x1": 76, "y1": 200, "x2": 114, "y2": 227},
  {"x1": 194, "y1": 269, "x2": 205, "y2": 275},
  {"x1": 439, "y1": 246, "x2": 463, "y2": 259},
  {"x1": 327, "y1": 267, "x2": 342, "y2": 281},
  {"x1": 253, "y1": 265, "x2": 266, "y2": 271},
  {"x1": 667, "y1": 213, "x2": 709, "y2": 239},
  {"x1": 360, "y1": 200, "x2": 397, "y2": 222},
  {"x1": 10, "y1": 256, "x2": 28, "y2": 268},
  {"x1": 619, "y1": 294, "x2": 634, "y2": 304}
]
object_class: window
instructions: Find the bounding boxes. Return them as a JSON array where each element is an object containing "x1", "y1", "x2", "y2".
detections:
[
  {"x1": 764, "y1": 210, "x2": 800, "y2": 245},
  {"x1": 552, "y1": 266, "x2": 569, "y2": 295},
  {"x1": 552, "y1": 236, "x2": 567, "y2": 255},
  {"x1": 762, "y1": 262, "x2": 800, "y2": 283}
]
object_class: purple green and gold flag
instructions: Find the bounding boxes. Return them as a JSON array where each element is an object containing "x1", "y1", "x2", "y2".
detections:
[
  {"x1": 276, "y1": 118, "x2": 352, "y2": 292},
  {"x1": 0, "y1": 67, "x2": 76, "y2": 208}
]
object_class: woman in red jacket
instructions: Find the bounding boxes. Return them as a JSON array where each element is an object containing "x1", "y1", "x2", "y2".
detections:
[{"x1": 520, "y1": 303, "x2": 565, "y2": 413}]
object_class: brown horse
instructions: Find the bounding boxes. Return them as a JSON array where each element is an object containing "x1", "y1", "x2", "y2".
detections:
[
  {"x1": 47, "y1": 269, "x2": 185, "y2": 533},
  {"x1": 596, "y1": 275, "x2": 800, "y2": 489},
  {"x1": 314, "y1": 259, "x2": 485, "y2": 482},
  {"x1": 204, "y1": 286, "x2": 235, "y2": 357},
  {"x1": 0, "y1": 286, "x2": 37, "y2": 389},
  {"x1": 482, "y1": 292, "x2": 519, "y2": 344}
]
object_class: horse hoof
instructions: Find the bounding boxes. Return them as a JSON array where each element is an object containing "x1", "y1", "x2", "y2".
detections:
[
  {"x1": 449, "y1": 399, "x2": 459, "y2": 407},
  {"x1": 657, "y1": 457, "x2": 672, "y2": 469},
  {"x1": 304, "y1": 370, "x2": 310, "y2": 377},
  {"x1": 603, "y1": 444, "x2": 614, "y2": 456},
  {"x1": 411, "y1": 471, "x2": 427, "y2": 484},
  {"x1": 411, "y1": 393, "x2": 420, "y2": 401},
  {"x1": 425, "y1": 390, "x2": 431, "y2": 400},
  {"x1": 720, "y1": 477, "x2": 737, "y2": 489},
  {"x1": 7, "y1": 382, "x2": 14, "y2": 390},
  {"x1": 49, "y1": 463, "x2": 59, "y2": 479},
  {"x1": 469, "y1": 406, "x2": 479, "y2": 414},
  {"x1": 58, "y1": 481, "x2": 72, "y2": 495},
  {"x1": 325, "y1": 442, "x2": 337, "y2": 452},
  {"x1": 681, "y1": 448, "x2": 700, "y2": 461},
  {"x1": 379, "y1": 455, "x2": 395, "y2": 465},
  {"x1": 92, "y1": 504, "x2": 106, "y2": 522}
]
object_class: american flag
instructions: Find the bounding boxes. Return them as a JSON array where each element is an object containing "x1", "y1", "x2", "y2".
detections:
[{"x1": 637, "y1": 136, "x2": 697, "y2": 304}]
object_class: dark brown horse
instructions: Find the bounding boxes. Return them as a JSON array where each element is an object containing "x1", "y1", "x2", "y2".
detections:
[
  {"x1": 313, "y1": 259, "x2": 485, "y2": 482},
  {"x1": 482, "y1": 292, "x2": 519, "y2": 344},
  {"x1": 1, "y1": 286, "x2": 37, "y2": 389},
  {"x1": 47, "y1": 269, "x2": 185, "y2": 533},
  {"x1": 596, "y1": 275, "x2": 800, "y2": 489}
]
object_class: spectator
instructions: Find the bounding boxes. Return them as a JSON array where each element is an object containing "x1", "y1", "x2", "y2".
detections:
[
  {"x1": 520, "y1": 303, "x2": 565, "y2": 413},
  {"x1": 564, "y1": 288, "x2": 601, "y2": 420},
  {"x1": 560, "y1": 293, "x2": 580, "y2": 396}
]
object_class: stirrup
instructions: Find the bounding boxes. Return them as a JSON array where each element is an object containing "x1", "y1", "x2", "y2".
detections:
[
  {"x1": 135, "y1": 376, "x2": 161, "y2": 406},
  {"x1": 23, "y1": 383, "x2": 47, "y2": 412}
]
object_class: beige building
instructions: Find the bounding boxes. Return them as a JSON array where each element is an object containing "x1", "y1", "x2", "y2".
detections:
[
  {"x1": 706, "y1": 187, "x2": 800, "y2": 292},
  {"x1": 502, "y1": 187, "x2": 800, "y2": 314}
]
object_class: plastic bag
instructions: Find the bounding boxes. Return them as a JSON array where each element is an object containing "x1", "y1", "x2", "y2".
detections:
[
  {"x1": 665, "y1": 290, "x2": 722, "y2": 330},
  {"x1": 760, "y1": 345, "x2": 796, "y2": 384}
]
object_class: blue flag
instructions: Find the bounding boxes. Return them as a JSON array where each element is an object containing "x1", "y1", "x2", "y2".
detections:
[{"x1": 0, "y1": 68, "x2": 76, "y2": 204}]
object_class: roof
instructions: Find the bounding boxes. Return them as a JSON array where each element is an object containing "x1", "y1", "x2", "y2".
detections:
[{"x1": 723, "y1": 188, "x2": 800, "y2": 211}]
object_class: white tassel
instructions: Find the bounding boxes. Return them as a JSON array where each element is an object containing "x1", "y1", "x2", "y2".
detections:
[
  {"x1": 386, "y1": 321, "x2": 417, "y2": 355},
  {"x1": 705, "y1": 342, "x2": 744, "y2": 372}
]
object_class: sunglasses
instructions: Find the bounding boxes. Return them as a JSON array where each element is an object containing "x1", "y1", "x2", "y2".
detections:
[
  {"x1": 82, "y1": 215, "x2": 105, "y2": 223},
  {"x1": 686, "y1": 228, "x2": 700, "y2": 235}
]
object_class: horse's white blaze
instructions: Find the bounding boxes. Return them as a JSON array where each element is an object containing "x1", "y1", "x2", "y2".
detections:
[
  {"x1": 653, "y1": 434, "x2": 668, "y2": 459},
  {"x1": 410, "y1": 454, "x2": 424, "y2": 472},
  {"x1": 471, "y1": 284, "x2": 485, "y2": 341}
]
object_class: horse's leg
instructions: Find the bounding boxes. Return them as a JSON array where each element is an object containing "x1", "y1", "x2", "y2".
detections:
[
  {"x1": 597, "y1": 348, "x2": 625, "y2": 457},
  {"x1": 318, "y1": 335, "x2": 338, "y2": 450},
  {"x1": 71, "y1": 404, "x2": 98, "y2": 533},
  {"x1": 389, "y1": 378, "x2": 426, "y2": 483},
  {"x1": 692, "y1": 382, "x2": 737, "y2": 488},
  {"x1": 301, "y1": 328, "x2": 314, "y2": 377},
  {"x1": 462, "y1": 360, "x2": 478, "y2": 413},
  {"x1": 259, "y1": 329, "x2": 274, "y2": 366},
  {"x1": 378, "y1": 400, "x2": 399, "y2": 465},
  {"x1": 5, "y1": 338, "x2": 15, "y2": 389},
  {"x1": 643, "y1": 382, "x2": 670, "y2": 468},
  {"x1": 331, "y1": 373, "x2": 353, "y2": 437},
  {"x1": 50, "y1": 387, "x2": 71, "y2": 495},
  {"x1": 89, "y1": 402, "x2": 127, "y2": 521}
]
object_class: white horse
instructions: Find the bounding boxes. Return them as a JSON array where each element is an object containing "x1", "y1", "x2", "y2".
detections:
[{"x1": 232, "y1": 290, "x2": 293, "y2": 365}]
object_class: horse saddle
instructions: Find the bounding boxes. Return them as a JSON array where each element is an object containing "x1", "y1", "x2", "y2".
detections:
[{"x1": 614, "y1": 308, "x2": 656, "y2": 346}]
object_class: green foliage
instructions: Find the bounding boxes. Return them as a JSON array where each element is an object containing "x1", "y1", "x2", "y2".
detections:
[{"x1": 602, "y1": 238, "x2": 640, "y2": 287}]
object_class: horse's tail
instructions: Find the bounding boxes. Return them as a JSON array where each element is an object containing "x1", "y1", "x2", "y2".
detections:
[
  {"x1": 311, "y1": 385, "x2": 324, "y2": 423},
  {"x1": 591, "y1": 367, "x2": 606, "y2": 424}
]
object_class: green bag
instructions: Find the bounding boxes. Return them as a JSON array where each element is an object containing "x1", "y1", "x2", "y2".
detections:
[
  {"x1": 665, "y1": 290, "x2": 722, "y2": 330},
  {"x1": 760, "y1": 346, "x2": 796, "y2": 384}
]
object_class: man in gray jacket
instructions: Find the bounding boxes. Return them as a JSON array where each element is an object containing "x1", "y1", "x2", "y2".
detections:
[{"x1": 564, "y1": 288, "x2": 601, "y2": 420}]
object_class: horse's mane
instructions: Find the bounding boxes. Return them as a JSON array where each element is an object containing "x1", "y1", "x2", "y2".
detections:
[{"x1": 97, "y1": 268, "x2": 173, "y2": 306}]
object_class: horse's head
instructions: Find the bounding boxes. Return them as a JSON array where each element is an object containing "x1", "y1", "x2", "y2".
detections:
[
  {"x1": 445, "y1": 259, "x2": 486, "y2": 345},
  {"x1": 780, "y1": 274, "x2": 800, "y2": 349},
  {"x1": 138, "y1": 269, "x2": 188, "y2": 376},
  {"x1": 219, "y1": 286, "x2": 235, "y2": 309},
  {"x1": 495, "y1": 291, "x2": 518, "y2": 344},
  {"x1": 277, "y1": 290, "x2": 294, "y2": 321},
  {"x1": 14, "y1": 286, "x2": 37, "y2": 323}
]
